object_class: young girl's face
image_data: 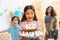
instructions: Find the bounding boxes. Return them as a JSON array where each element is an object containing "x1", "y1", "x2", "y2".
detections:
[
  {"x1": 47, "y1": 7, "x2": 52, "y2": 14},
  {"x1": 25, "y1": 9, "x2": 34, "y2": 22},
  {"x1": 12, "y1": 18, "x2": 18, "y2": 26}
]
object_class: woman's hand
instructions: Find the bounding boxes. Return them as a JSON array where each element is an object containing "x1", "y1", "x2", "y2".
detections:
[
  {"x1": 50, "y1": 18, "x2": 55, "y2": 31},
  {"x1": 51, "y1": 18, "x2": 55, "y2": 23},
  {"x1": 53, "y1": 32, "x2": 57, "y2": 36},
  {"x1": 46, "y1": 31, "x2": 49, "y2": 35}
]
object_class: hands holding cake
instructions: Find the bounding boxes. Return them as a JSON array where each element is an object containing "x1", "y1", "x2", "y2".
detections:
[{"x1": 20, "y1": 23, "x2": 43, "y2": 37}]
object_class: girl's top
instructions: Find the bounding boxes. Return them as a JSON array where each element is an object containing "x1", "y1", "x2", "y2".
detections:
[{"x1": 7, "y1": 25, "x2": 19, "y2": 40}]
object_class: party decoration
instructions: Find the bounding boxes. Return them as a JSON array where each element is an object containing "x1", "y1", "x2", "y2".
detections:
[
  {"x1": 8, "y1": 10, "x2": 14, "y2": 17},
  {"x1": 4, "y1": 9, "x2": 7, "y2": 13},
  {"x1": 0, "y1": 13, "x2": 3, "y2": 16},
  {"x1": 9, "y1": 11, "x2": 14, "y2": 17},
  {"x1": 14, "y1": 9, "x2": 22, "y2": 17}
]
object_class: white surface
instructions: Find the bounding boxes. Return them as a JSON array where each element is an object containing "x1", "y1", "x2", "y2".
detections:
[
  {"x1": 0, "y1": 13, "x2": 10, "y2": 31},
  {"x1": 0, "y1": 0, "x2": 41, "y2": 12}
]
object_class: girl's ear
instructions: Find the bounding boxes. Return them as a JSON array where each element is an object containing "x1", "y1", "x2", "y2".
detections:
[{"x1": 9, "y1": 11, "x2": 14, "y2": 18}]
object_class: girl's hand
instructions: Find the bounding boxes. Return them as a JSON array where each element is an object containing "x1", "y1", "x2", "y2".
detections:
[
  {"x1": 0, "y1": 30, "x2": 6, "y2": 33},
  {"x1": 21, "y1": 27, "x2": 26, "y2": 31}
]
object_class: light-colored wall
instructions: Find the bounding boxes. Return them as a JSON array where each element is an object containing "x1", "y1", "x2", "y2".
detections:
[
  {"x1": 31, "y1": 1, "x2": 60, "y2": 32},
  {"x1": 32, "y1": 2, "x2": 45, "y2": 32}
]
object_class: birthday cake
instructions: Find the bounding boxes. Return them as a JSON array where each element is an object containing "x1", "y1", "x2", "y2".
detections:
[
  {"x1": 24, "y1": 23, "x2": 37, "y2": 31},
  {"x1": 20, "y1": 31, "x2": 43, "y2": 38},
  {"x1": 20, "y1": 23, "x2": 43, "y2": 37}
]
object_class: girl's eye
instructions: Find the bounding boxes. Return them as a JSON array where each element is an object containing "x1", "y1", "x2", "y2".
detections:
[
  {"x1": 15, "y1": 20, "x2": 17, "y2": 21},
  {"x1": 26, "y1": 13, "x2": 29, "y2": 15},
  {"x1": 26, "y1": 13, "x2": 34, "y2": 15}
]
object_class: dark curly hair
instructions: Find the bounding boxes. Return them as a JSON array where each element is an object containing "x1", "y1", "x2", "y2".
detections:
[{"x1": 45, "y1": 6, "x2": 56, "y2": 16}]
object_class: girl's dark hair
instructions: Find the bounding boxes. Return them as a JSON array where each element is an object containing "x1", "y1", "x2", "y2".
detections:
[
  {"x1": 21, "y1": 5, "x2": 37, "y2": 22},
  {"x1": 11, "y1": 16, "x2": 20, "y2": 24},
  {"x1": 59, "y1": 21, "x2": 60, "y2": 24},
  {"x1": 45, "y1": 6, "x2": 56, "y2": 16}
]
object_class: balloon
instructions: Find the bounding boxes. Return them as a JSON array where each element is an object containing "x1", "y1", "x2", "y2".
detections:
[
  {"x1": 14, "y1": 9, "x2": 22, "y2": 17},
  {"x1": 4, "y1": 9, "x2": 7, "y2": 13},
  {"x1": 8, "y1": 10, "x2": 14, "y2": 17},
  {"x1": 9, "y1": 11, "x2": 14, "y2": 17},
  {"x1": 0, "y1": 13, "x2": 3, "y2": 16}
]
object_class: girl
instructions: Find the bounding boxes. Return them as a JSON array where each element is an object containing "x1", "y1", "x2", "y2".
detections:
[
  {"x1": 0, "y1": 16, "x2": 20, "y2": 40},
  {"x1": 20, "y1": 5, "x2": 42, "y2": 40},
  {"x1": 45, "y1": 6, "x2": 58, "y2": 40}
]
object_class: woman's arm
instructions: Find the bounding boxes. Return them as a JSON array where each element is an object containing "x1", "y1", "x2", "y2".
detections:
[
  {"x1": 50, "y1": 22, "x2": 54, "y2": 31},
  {"x1": 45, "y1": 23, "x2": 48, "y2": 31},
  {"x1": 45, "y1": 23, "x2": 49, "y2": 35},
  {"x1": 44, "y1": 16, "x2": 48, "y2": 32},
  {"x1": 50, "y1": 18, "x2": 55, "y2": 31}
]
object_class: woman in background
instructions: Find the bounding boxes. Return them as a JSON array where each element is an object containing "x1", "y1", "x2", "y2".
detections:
[{"x1": 45, "y1": 6, "x2": 58, "y2": 40}]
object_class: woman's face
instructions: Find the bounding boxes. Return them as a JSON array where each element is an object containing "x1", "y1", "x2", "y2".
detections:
[
  {"x1": 25, "y1": 9, "x2": 34, "y2": 22},
  {"x1": 12, "y1": 18, "x2": 18, "y2": 26},
  {"x1": 47, "y1": 7, "x2": 52, "y2": 14}
]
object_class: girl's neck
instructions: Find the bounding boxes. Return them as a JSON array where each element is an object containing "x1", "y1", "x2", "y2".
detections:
[
  {"x1": 26, "y1": 20, "x2": 33, "y2": 22},
  {"x1": 11, "y1": 24, "x2": 17, "y2": 27}
]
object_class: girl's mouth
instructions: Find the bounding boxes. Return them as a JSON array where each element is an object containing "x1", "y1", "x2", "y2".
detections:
[{"x1": 28, "y1": 17, "x2": 32, "y2": 19}]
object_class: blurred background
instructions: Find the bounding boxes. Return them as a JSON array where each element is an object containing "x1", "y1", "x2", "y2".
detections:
[{"x1": 0, "y1": 0, "x2": 60, "y2": 40}]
